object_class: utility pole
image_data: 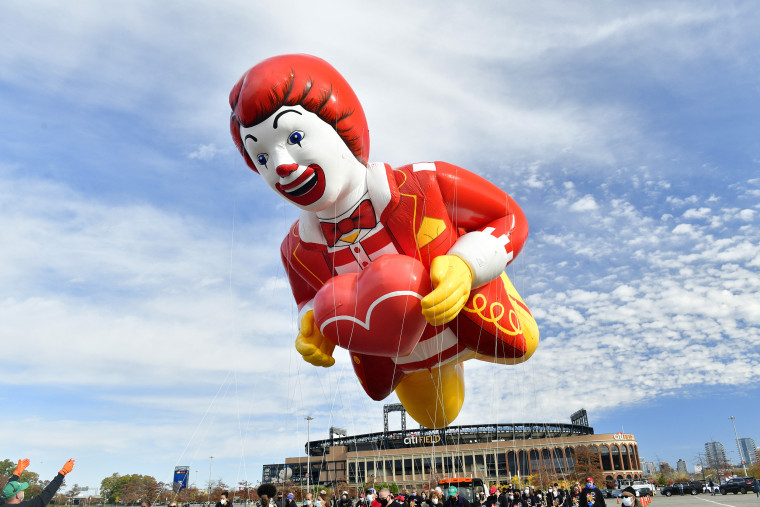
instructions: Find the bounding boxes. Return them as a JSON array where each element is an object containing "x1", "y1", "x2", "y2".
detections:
[
  {"x1": 209, "y1": 456, "x2": 215, "y2": 503},
  {"x1": 305, "y1": 416, "x2": 314, "y2": 495},
  {"x1": 729, "y1": 416, "x2": 748, "y2": 476}
]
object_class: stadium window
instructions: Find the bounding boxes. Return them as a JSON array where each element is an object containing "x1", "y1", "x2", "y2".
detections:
[
  {"x1": 486, "y1": 454, "x2": 496, "y2": 477},
  {"x1": 497, "y1": 453, "x2": 507, "y2": 475},
  {"x1": 520, "y1": 449, "x2": 541, "y2": 475},
  {"x1": 565, "y1": 448, "x2": 575, "y2": 471},
  {"x1": 600, "y1": 445, "x2": 612, "y2": 471},
  {"x1": 541, "y1": 449, "x2": 552, "y2": 472},
  {"x1": 507, "y1": 451, "x2": 517, "y2": 476},
  {"x1": 554, "y1": 448, "x2": 565, "y2": 473}
]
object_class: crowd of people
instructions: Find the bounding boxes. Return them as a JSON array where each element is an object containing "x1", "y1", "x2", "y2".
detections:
[{"x1": 257, "y1": 478, "x2": 645, "y2": 507}]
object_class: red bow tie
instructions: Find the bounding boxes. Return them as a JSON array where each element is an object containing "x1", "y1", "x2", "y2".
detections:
[{"x1": 320, "y1": 200, "x2": 377, "y2": 246}]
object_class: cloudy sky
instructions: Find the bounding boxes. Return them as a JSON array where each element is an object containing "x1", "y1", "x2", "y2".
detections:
[{"x1": 1, "y1": 0, "x2": 759, "y2": 492}]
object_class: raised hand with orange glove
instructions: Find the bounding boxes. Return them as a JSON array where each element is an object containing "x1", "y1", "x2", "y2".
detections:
[
  {"x1": 59, "y1": 459, "x2": 75, "y2": 476},
  {"x1": 13, "y1": 458, "x2": 30, "y2": 476}
]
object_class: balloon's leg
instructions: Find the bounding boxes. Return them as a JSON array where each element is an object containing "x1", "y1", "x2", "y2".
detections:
[{"x1": 395, "y1": 362, "x2": 464, "y2": 428}]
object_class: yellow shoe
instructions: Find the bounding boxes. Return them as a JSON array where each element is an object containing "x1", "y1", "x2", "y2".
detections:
[{"x1": 395, "y1": 362, "x2": 465, "y2": 428}]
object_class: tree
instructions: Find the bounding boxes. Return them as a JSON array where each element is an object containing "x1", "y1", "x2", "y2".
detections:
[
  {"x1": 532, "y1": 459, "x2": 560, "y2": 489},
  {"x1": 239, "y1": 481, "x2": 255, "y2": 502},
  {"x1": 67, "y1": 483, "x2": 83, "y2": 498},
  {"x1": 209, "y1": 480, "x2": 230, "y2": 502},
  {"x1": 748, "y1": 461, "x2": 760, "y2": 479},
  {"x1": 101, "y1": 473, "x2": 134, "y2": 504},
  {"x1": 100, "y1": 473, "x2": 164, "y2": 504},
  {"x1": 571, "y1": 447, "x2": 604, "y2": 486}
]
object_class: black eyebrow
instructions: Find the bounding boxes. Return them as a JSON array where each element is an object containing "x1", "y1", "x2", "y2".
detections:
[
  {"x1": 273, "y1": 109, "x2": 302, "y2": 129},
  {"x1": 244, "y1": 133, "x2": 257, "y2": 143}
]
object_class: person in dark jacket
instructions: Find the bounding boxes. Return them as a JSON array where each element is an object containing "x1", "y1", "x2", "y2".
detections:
[
  {"x1": 3, "y1": 459, "x2": 74, "y2": 507},
  {"x1": 578, "y1": 479, "x2": 605, "y2": 507},
  {"x1": 484, "y1": 486, "x2": 499, "y2": 507},
  {"x1": 217, "y1": 491, "x2": 233, "y2": 507},
  {"x1": 337, "y1": 492, "x2": 352, "y2": 507}
]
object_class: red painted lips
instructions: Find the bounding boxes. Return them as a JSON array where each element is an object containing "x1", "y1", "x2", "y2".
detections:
[{"x1": 276, "y1": 164, "x2": 326, "y2": 206}]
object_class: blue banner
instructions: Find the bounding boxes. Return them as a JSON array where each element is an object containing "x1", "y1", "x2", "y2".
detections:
[{"x1": 173, "y1": 467, "x2": 190, "y2": 492}]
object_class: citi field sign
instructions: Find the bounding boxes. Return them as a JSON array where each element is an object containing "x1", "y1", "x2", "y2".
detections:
[
  {"x1": 613, "y1": 432, "x2": 635, "y2": 441},
  {"x1": 404, "y1": 434, "x2": 442, "y2": 445}
]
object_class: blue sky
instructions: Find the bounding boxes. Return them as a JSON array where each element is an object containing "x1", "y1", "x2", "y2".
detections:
[{"x1": 1, "y1": 0, "x2": 759, "y2": 493}]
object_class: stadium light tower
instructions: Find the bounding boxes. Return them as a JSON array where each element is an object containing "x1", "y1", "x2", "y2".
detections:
[
  {"x1": 729, "y1": 416, "x2": 748, "y2": 476},
  {"x1": 209, "y1": 456, "x2": 214, "y2": 502},
  {"x1": 306, "y1": 416, "x2": 314, "y2": 494}
]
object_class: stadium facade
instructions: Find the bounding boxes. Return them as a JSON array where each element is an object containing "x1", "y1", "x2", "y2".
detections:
[{"x1": 263, "y1": 408, "x2": 643, "y2": 489}]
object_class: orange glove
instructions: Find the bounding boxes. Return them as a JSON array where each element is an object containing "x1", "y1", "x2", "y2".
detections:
[
  {"x1": 14, "y1": 458, "x2": 30, "y2": 476},
  {"x1": 59, "y1": 459, "x2": 75, "y2": 476}
]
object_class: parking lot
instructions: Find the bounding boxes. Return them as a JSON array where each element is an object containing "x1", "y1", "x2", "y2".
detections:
[{"x1": 647, "y1": 493, "x2": 760, "y2": 507}]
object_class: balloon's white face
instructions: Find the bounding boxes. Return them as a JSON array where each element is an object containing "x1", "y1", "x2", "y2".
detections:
[{"x1": 241, "y1": 105, "x2": 365, "y2": 213}]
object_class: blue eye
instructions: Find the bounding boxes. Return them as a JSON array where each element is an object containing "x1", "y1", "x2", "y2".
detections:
[
  {"x1": 257, "y1": 154, "x2": 268, "y2": 166},
  {"x1": 288, "y1": 130, "x2": 304, "y2": 145}
]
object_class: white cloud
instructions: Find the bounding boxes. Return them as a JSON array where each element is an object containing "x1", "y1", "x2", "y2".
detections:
[
  {"x1": 672, "y1": 223, "x2": 696, "y2": 235},
  {"x1": 569, "y1": 194, "x2": 599, "y2": 212},
  {"x1": 682, "y1": 207, "x2": 711, "y2": 219},
  {"x1": 189, "y1": 143, "x2": 223, "y2": 161}
]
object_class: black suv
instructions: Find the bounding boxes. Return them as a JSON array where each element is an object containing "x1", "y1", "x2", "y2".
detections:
[
  {"x1": 660, "y1": 482, "x2": 701, "y2": 496},
  {"x1": 719, "y1": 477, "x2": 757, "y2": 495}
]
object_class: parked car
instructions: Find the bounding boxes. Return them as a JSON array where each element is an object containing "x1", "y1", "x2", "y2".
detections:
[
  {"x1": 660, "y1": 482, "x2": 701, "y2": 496},
  {"x1": 632, "y1": 485, "x2": 654, "y2": 497},
  {"x1": 604, "y1": 489, "x2": 622, "y2": 499},
  {"x1": 702, "y1": 482, "x2": 720, "y2": 494},
  {"x1": 619, "y1": 481, "x2": 655, "y2": 497},
  {"x1": 719, "y1": 477, "x2": 757, "y2": 495}
]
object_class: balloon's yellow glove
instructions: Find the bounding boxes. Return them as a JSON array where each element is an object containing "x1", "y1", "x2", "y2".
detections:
[
  {"x1": 421, "y1": 255, "x2": 473, "y2": 326},
  {"x1": 295, "y1": 310, "x2": 336, "y2": 367}
]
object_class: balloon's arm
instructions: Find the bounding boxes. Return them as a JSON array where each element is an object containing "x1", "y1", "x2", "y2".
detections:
[
  {"x1": 295, "y1": 310, "x2": 336, "y2": 367},
  {"x1": 435, "y1": 161, "x2": 528, "y2": 287},
  {"x1": 421, "y1": 255, "x2": 473, "y2": 326}
]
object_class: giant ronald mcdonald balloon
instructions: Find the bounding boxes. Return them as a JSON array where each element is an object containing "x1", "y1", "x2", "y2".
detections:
[{"x1": 230, "y1": 54, "x2": 539, "y2": 428}]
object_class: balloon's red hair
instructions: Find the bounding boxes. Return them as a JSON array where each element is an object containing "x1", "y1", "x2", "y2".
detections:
[{"x1": 230, "y1": 54, "x2": 370, "y2": 172}]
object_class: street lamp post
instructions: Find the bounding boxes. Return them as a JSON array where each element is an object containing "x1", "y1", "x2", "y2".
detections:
[
  {"x1": 209, "y1": 456, "x2": 214, "y2": 503},
  {"x1": 729, "y1": 416, "x2": 748, "y2": 476},
  {"x1": 306, "y1": 416, "x2": 314, "y2": 495}
]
